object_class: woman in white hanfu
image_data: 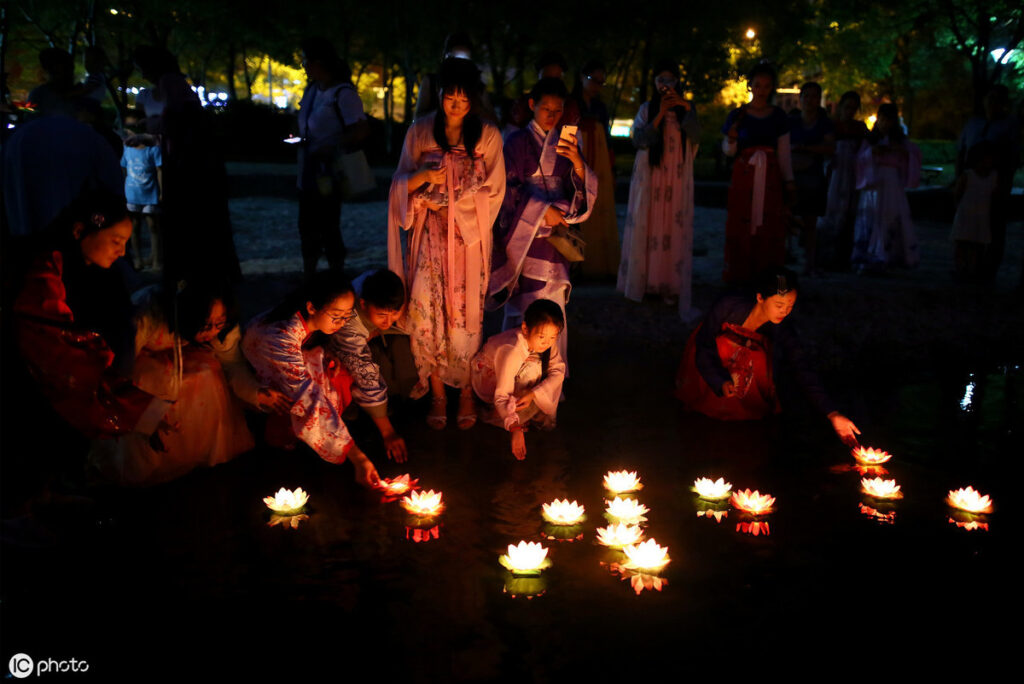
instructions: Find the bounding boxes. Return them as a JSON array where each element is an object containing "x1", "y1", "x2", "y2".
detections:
[
  {"x1": 387, "y1": 58, "x2": 505, "y2": 430},
  {"x1": 618, "y1": 61, "x2": 701, "y2": 321}
]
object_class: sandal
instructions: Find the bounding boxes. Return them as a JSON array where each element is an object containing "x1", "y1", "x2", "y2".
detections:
[
  {"x1": 426, "y1": 395, "x2": 447, "y2": 430},
  {"x1": 456, "y1": 393, "x2": 477, "y2": 430}
]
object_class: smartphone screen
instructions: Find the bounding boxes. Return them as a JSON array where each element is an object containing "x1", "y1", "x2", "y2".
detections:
[{"x1": 283, "y1": 136, "x2": 302, "y2": 144}]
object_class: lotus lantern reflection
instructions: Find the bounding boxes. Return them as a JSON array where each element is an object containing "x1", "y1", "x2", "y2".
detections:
[
  {"x1": 378, "y1": 474, "x2": 418, "y2": 497},
  {"x1": 693, "y1": 477, "x2": 733, "y2": 501},
  {"x1": 861, "y1": 477, "x2": 903, "y2": 499},
  {"x1": 621, "y1": 539, "x2": 671, "y2": 572},
  {"x1": 400, "y1": 489, "x2": 445, "y2": 517},
  {"x1": 736, "y1": 521, "x2": 771, "y2": 536},
  {"x1": 604, "y1": 496, "x2": 649, "y2": 524},
  {"x1": 604, "y1": 470, "x2": 643, "y2": 494},
  {"x1": 731, "y1": 488, "x2": 775, "y2": 515},
  {"x1": 499, "y1": 541, "x2": 551, "y2": 575},
  {"x1": 263, "y1": 487, "x2": 309, "y2": 515},
  {"x1": 595, "y1": 523, "x2": 645, "y2": 548},
  {"x1": 267, "y1": 513, "x2": 309, "y2": 529},
  {"x1": 541, "y1": 499, "x2": 586, "y2": 525},
  {"x1": 946, "y1": 486, "x2": 993, "y2": 514},
  {"x1": 853, "y1": 446, "x2": 893, "y2": 465}
]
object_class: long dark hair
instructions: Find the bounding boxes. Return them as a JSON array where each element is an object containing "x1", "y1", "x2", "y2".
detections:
[
  {"x1": 648, "y1": 60, "x2": 687, "y2": 168},
  {"x1": 432, "y1": 57, "x2": 484, "y2": 157},
  {"x1": 867, "y1": 103, "x2": 905, "y2": 144},
  {"x1": 173, "y1": 278, "x2": 238, "y2": 343},
  {"x1": 266, "y1": 271, "x2": 354, "y2": 323}
]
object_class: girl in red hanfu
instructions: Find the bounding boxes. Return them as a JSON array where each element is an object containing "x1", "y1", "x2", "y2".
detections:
[
  {"x1": 675, "y1": 268, "x2": 860, "y2": 445},
  {"x1": 12, "y1": 192, "x2": 171, "y2": 444},
  {"x1": 242, "y1": 272, "x2": 380, "y2": 487},
  {"x1": 721, "y1": 63, "x2": 795, "y2": 286}
]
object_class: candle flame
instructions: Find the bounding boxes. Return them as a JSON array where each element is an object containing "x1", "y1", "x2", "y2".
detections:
[
  {"x1": 263, "y1": 487, "x2": 309, "y2": 514},
  {"x1": 603, "y1": 470, "x2": 643, "y2": 493},
  {"x1": 604, "y1": 496, "x2": 649, "y2": 524},
  {"x1": 730, "y1": 488, "x2": 775, "y2": 515},
  {"x1": 400, "y1": 489, "x2": 445, "y2": 516},
  {"x1": 499, "y1": 541, "x2": 551, "y2": 574},
  {"x1": 541, "y1": 499, "x2": 586, "y2": 525},
  {"x1": 861, "y1": 477, "x2": 903, "y2": 499},
  {"x1": 946, "y1": 486, "x2": 993, "y2": 514},
  {"x1": 621, "y1": 539, "x2": 671, "y2": 572},
  {"x1": 853, "y1": 446, "x2": 892, "y2": 465},
  {"x1": 693, "y1": 477, "x2": 733, "y2": 500},
  {"x1": 595, "y1": 523, "x2": 645, "y2": 547}
]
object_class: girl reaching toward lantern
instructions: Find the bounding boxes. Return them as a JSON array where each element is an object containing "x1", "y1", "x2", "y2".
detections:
[
  {"x1": 675, "y1": 267, "x2": 860, "y2": 446},
  {"x1": 242, "y1": 272, "x2": 380, "y2": 487}
]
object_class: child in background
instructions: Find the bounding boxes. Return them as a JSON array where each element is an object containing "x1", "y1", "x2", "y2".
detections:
[
  {"x1": 951, "y1": 141, "x2": 998, "y2": 283},
  {"x1": 471, "y1": 299, "x2": 566, "y2": 460},
  {"x1": 121, "y1": 123, "x2": 163, "y2": 270}
]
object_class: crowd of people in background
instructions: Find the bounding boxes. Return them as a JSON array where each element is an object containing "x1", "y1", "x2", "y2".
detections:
[{"x1": 1, "y1": 33, "x2": 1020, "y2": 512}]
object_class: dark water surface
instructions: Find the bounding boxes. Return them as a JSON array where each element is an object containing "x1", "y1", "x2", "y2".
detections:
[{"x1": 3, "y1": 341, "x2": 1017, "y2": 679}]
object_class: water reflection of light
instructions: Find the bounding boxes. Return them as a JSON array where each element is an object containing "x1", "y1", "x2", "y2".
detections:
[
  {"x1": 604, "y1": 470, "x2": 643, "y2": 494},
  {"x1": 405, "y1": 525, "x2": 441, "y2": 543},
  {"x1": 736, "y1": 520, "x2": 771, "y2": 536},
  {"x1": 698, "y1": 509, "x2": 729, "y2": 523},
  {"x1": 853, "y1": 446, "x2": 892, "y2": 465},
  {"x1": 960, "y1": 381, "x2": 976, "y2": 411},
  {"x1": 731, "y1": 489, "x2": 775, "y2": 515},
  {"x1": 859, "y1": 502, "x2": 896, "y2": 524},
  {"x1": 693, "y1": 477, "x2": 732, "y2": 500},
  {"x1": 603, "y1": 562, "x2": 668, "y2": 594},
  {"x1": 263, "y1": 487, "x2": 309, "y2": 514},
  {"x1": 401, "y1": 489, "x2": 445, "y2": 517},
  {"x1": 861, "y1": 477, "x2": 903, "y2": 499},
  {"x1": 503, "y1": 575, "x2": 547, "y2": 599},
  {"x1": 499, "y1": 541, "x2": 551, "y2": 575},
  {"x1": 596, "y1": 523, "x2": 644, "y2": 548},
  {"x1": 541, "y1": 499, "x2": 586, "y2": 525},
  {"x1": 604, "y1": 497, "x2": 649, "y2": 524},
  {"x1": 946, "y1": 486, "x2": 993, "y2": 514},
  {"x1": 267, "y1": 513, "x2": 309, "y2": 529},
  {"x1": 541, "y1": 523, "x2": 585, "y2": 542},
  {"x1": 947, "y1": 516, "x2": 989, "y2": 532}
]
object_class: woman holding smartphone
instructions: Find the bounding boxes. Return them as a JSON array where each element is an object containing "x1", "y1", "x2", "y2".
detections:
[{"x1": 618, "y1": 60, "x2": 701, "y2": 321}]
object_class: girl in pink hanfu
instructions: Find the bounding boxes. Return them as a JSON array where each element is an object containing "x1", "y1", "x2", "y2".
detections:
[
  {"x1": 242, "y1": 273, "x2": 379, "y2": 487},
  {"x1": 471, "y1": 299, "x2": 565, "y2": 460},
  {"x1": 387, "y1": 58, "x2": 505, "y2": 430},
  {"x1": 852, "y1": 103, "x2": 922, "y2": 272}
]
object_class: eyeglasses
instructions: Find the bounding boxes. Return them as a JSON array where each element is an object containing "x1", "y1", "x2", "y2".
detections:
[
  {"x1": 199, "y1": 318, "x2": 228, "y2": 333},
  {"x1": 325, "y1": 309, "x2": 357, "y2": 325}
]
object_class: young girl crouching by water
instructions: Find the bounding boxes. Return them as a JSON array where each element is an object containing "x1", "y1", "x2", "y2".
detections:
[{"x1": 471, "y1": 299, "x2": 566, "y2": 460}]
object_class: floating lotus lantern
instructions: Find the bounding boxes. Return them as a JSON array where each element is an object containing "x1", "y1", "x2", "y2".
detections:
[
  {"x1": 267, "y1": 513, "x2": 308, "y2": 529},
  {"x1": 378, "y1": 474, "x2": 419, "y2": 497},
  {"x1": 400, "y1": 489, "x2": 445, "y2": 517},
  {"x1": 263, "y1": 487, "x2": 309, "y2": 515},
  {"x1": 541, "y1": 499, "x2": 586, "y2": 525},
  {"x1": 693, "y1": 477, "x2": 733, "y2": 501},
  {"x1": 595, "y1": 523, "x2": 645, "y2": 548},
  {"x1": 730, "y1": 489, "x2": 775, "y2": 515},
  {"x1": 946, "y1": 486, "x2": 993, "y2": 514},
  {"x1": 604, "y1": 470, "x2": 643, "y2": 494},
  {"x1": 405, "y1": 525, "x2": 440, "y2": 543},
  {"x1": 621, "y1": 539, "x2": 671, "y2": 572},
  {"x1": 861, "y1": 477, "x2": 903, "y2": 499},
  {"x1": 859, "y1": 502, "x2": 896, "y2": 524},
  {"x1": 499, "y1": 541, "x2": 551, "y2": 575},
  {"x1": 853, "y1": 446, "x2": 892, "y2": 465},
  {"x1": 604, "y1": 497, "x2": 649, "y2": 524},
  {"x1": 736, "y1": 521, "x2": 771, "y2": 536}
]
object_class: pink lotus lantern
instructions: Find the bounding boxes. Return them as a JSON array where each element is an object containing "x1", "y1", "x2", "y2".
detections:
[
  {"x1": 621, "y1": 539, "x2": 671, "y2": 572},
  {"x1": 400, "y1": 489, "x2": 445, "y2": 517},
  {"x1": 604, "y1": 470, "x2": 643, "y2": 494},
  {"x1": 853, "y1": 446, "x2": 892, "y2": 465},
  {"x1": 595, "y1": 523, "x2": 644, "y2": 548},
  {"x1": 861, "y1": 477, "x2": 903, "y2": 499},
  {"x1": 693, "y1": 477, "x2": 733, "y2": 501},
  {"x1": 499, "y1": 541, "x2": 551, "y2": 575},
  {"x1": 378, "y1": 474, "x2": 419, "y2": 497},
  {"x1": 604, "y1": 497, "x2": 649, "y2": 524},
  {"x1": 730, "y1": 489, "x2": 776, "y2": 515},
  {"x1": 946, "y1": 486, "x2": 993, "y2": 514},
  {"x1": 541, "y1": 499, "x2": 586, "y2": 525}
]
